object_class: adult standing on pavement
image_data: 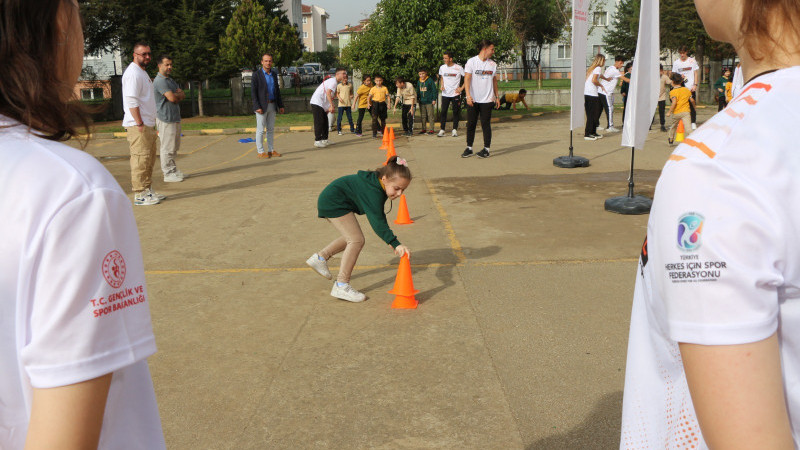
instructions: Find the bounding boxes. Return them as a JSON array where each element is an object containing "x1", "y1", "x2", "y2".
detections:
[
  {"x1": 672, "y1": 46, "x2": 700, "y2": 129},
  {"x1": 311, "y1": 68, "x2": 346, "y2": 148},
  {"x1": 251, "y1": 53, "x2": 285, "y2": 158},
  {"x1": 122, "y1": 42, "x2": 164, "y2": 206},
  {"x1": 462, "y1": 40, "x2": 500, "y2": 159},
  {"x1": 437, "y1": 51, "x2": 464, "y2": 137},
  {"x1": 598, "y1": 56, "x2": 625, "y2": 132},
  {"x1": 416, "y1": 69, "x2": 437, "y2": 134},
  {"x1": 153, "y1": 54, "x2": 185, "y2": 182}
]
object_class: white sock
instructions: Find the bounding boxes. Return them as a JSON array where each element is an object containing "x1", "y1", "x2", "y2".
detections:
[
  {"x1": 485, "y1": 147, "x2": 490, "y2": 151},
  {"x1": 467, "y1": 146, "x2": 472, "y2": 150}
]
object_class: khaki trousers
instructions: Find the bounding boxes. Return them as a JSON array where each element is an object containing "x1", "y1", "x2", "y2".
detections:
[
  {"x1": 127, "y1": 126, "x2": 158, "y2": 193},
  {"x1": 420, "y1": 103, "x2": 435, "y2": 131},
  {"x1": 669, "y1": 111, "x2": 691, "y2": 142},
  {"x1": 156, "y1": 119, "x2": 181, "y2": 176},
  {"x1": 318, "y1": 213, "x2": 365, "y2": 283}
]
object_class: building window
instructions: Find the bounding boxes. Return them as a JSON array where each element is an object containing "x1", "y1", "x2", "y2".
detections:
[
  {"x1": 81, "y1": 88, "x2": 105, "y2": 100},
  {"x1": 302, "y1": 31, "x2": 308, "y2": 38},
  {"x1": 302, "y1": 17, "x2": 307, "y2": 24},
  {"x1": 593, "y1": 11, "x2": 608, "y2": 26},
  {"x1": 592, "y1": 45, "x2": 604, "y2": 57},
  {"x1": 557, "y1": 44, "x2": 571, "y2": 59}
]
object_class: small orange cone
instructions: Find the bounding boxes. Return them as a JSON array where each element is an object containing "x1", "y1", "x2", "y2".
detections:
[
  {"x1": 394, "y1": 194, "x2": 414, "y2": 224},
  {"x1": 383, "y1": 140, "x2": 396, "y2": 165},
  {"x1": 676, "y1": 120, "x2": 685, "y2": 142},
  {"x1": 389, "y1": 254, "x2": 419, "y2": 309},
  {"x1": 389, "y1": 127, "x2": 396, "y2": 141},
  {"x1": 379, "y1": 127, "x2": 389, "y2": 150}
]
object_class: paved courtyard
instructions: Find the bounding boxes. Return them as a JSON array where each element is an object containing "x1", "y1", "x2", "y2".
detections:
[{"x1": 74, "y1": 107, "x2": 714, "y2": 449}]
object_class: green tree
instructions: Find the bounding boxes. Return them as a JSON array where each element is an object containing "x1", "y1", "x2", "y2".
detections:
[
  {"x1": 219, "y1": 0, "x2": 302, "y2": 72},
  {"x1": 342, "y1": 0, "x2": 516, "y2": 88},
  {"x1": 302, "y1": 47, "x2": 339, "y2": 69},
  {"x1": 516, "y1": 0, "x2": 569, "y2": 85},
  {"x1": 603, "y1": 0, "x2": 639, "y2": 59},
  {"x1": 81, "y1": 0, "x2": 174, "y2": 62}
]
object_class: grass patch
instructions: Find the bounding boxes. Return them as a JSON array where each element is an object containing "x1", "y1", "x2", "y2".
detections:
[{"x1": 498, "y1": 79, "x2": 571, "y2": 91}]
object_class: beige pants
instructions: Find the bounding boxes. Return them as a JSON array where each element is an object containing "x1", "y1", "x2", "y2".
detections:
[
  {"x1": 156, "y1": 119, "x2": 181, "y2": 176},
  {"x1": 318, "y1": 213, "x2": 364, "y2": 283},
  {"x1": 127, "y1": 126, "x2": 158, "y2": 193},
  {"x1": 669, "y1": 111, "x2": 691, "y2": 142},
  {"x1": 420, "y1": 103, "x2": 435, "y2": 131}
]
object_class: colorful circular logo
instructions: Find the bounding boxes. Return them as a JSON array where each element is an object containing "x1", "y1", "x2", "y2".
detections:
[
  {"x1": 677, "y1": 213, "x2": 704, "y2": 252},
  {"x1": 102, "y1": 250, "x2": 126, "y2": 289}
]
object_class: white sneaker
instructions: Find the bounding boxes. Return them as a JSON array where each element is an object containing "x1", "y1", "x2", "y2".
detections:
[
  {"x1": 306, "y1": 253, "x2": 332, "y2": 279},
  {"x1": 584, "y1": 135, "x2": 597, "y2": 141},
  {"x1": 322, "y1": 140, "x2": 329, "y2": 147},
  {"x1": 164, "y1": 172, "x2": 184, "y2": 182},
  {"x1": 607, "y1": 126, "x2": 620, "y2": 132},
  {"x1": 134, "y1": 191, "x2": 160, "y2": 205},
  {"x1": 597, "y1": 126, "x2": 605, "y2": 131},
  {"x1": 314, "y1": 141, "x2": 325, "y2": 148},
  {"x1": 437, "y1": 129, "x2": 445, "y2": 137},
  {"x1": 330, "y1": 282, "x2": 366, "y2": 302},
  {"x1": 691, "y1": 123, "x2": 697, "y2": 130},
  {"x1": 146, "y1": 187, "x2": 166, "y2": 200},
  {"x1": 337, "y1": 131, "x2": 343, "y2": 136},
  {"x1": 451, "y1": 129, "x2": 458, "y2": 137}
]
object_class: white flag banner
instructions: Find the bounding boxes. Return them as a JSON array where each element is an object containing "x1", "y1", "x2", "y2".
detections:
[
  {"x1": 621, "y1": 0, "x2": 659, "y2": 149},
  {"x1": 570, "y1": 0, "x2": 590, "y2": 130}
]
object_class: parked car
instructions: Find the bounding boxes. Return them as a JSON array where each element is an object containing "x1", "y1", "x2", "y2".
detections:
[
  {"x1": 303, "y1": 63, "x2": 323, "y2": 83},
  {"x1": 299, "y1": 67, "x2": 314, "y2": 85}
]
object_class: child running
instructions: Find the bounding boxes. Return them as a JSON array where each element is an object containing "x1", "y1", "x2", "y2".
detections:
[
  {"x1": 306, "y1": 156, "x2": 412, "y2": 302},
  {"x1": 620, "y1": 0, "x2": 800, "y2": 448},
  {"x1": 665, "y1": 72, "x2": 694, "y2": 145}
]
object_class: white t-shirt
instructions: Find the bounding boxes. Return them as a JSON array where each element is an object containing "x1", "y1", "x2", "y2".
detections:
[
  {"x1": 672, "y1": 57, "x2": 699, "y2": 89},
  {"x1": 439, "y1": 63, "x2": 465, "y2": 97},
  {"x1": 620, "y1": 67, "x2": 800, "y2": 448},
  {"x1": 584, "y1": 66, "x2": 602, "y2": 97},
  {"x1": 122, "y1": 63, "x2": 157, "y2": 128},
  {"x1": 464, "y1": 56, "x2": 497, "y2": 103},
  {"x1": 0, "y1": 117, "x2": 165, "y2": 449},
  {"x1": 600, "y1": 66, "x2": 622, "y2": 96},
  {"x1": 310, "y1": 77, "x2": 339, "y2": 110}
]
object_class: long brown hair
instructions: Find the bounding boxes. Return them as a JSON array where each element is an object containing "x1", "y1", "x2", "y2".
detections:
[
  {"x1": 741, "y1": 0, "x2": 800, "y2": 61},
  {"x1": 0, "y1": 0, "x2": 91, "y2": 141},
  {"x1": 586, "y1": 54, "x2": 606, "y2": 78},
  {"x1": 376, "y1": 156, "x2": 412, "y2": 181}
]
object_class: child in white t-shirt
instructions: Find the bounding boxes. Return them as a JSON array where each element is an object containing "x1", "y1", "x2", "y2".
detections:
[
  {"x1": 620, "y1": 1, "x2": 800, "y2": 448},
  {"x1": 0, "y1": 2, "x2": 164, "y2": 448}
]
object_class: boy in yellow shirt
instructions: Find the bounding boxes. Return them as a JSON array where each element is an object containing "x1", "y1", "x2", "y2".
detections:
[
  {"x1": 352, "y1": 75, "x2": 372, "y2": 137},
  {"x1": 666, "y1": 72, "x2": 695, "y2": 145},
  {"x1": 367, "y1": 75, "x2": 390, "y2": 138}
]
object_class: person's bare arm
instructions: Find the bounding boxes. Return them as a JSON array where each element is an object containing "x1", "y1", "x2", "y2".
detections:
[
  {"x1": 668, "y1": 95, "x2": 677, "y2": 115},
  {"x1": 493, "y1": 76, "x2": 500, "y2": 109},
  {"x1": 163, "y1": 90, "x2": 183, "y2": 103},
  {"x1": 464, "y1": 73, "x2": 473, "y2": 106},
  {"x1": 680, "y1": 333, "x2": 794, "y2": 449},
  {"x1": 25, "y1": 373, "x2": 113, "y2": 450},
  {"x1": 325, "y1": 89, "x2": 335, "y2": 113},
  {"x1": 692, "y1": 68, "x2": 699, "y2": 92},
  {"x1": 129, "y1": 107, "x2": 144, "y2": 133},
  {"x1": 522, "y1": 99, "x2": 528, "y2": 109},
  {"x1": 367, "y1": 92, "x2": 373, "y2": 109}
]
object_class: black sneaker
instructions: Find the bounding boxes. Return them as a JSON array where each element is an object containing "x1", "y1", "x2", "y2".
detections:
[
  {"x1": 660, "y1": 126, "x2": 667, "y2": 132},
  {"x1": 476, "y1": 148, "x2": 490, "y2": 158},
  {"x1": 461, "y1": 148, "x2": 474, "y2": 158}
]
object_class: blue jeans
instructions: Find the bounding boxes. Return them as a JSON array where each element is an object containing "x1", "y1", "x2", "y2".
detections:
[
  {"x1": 255, "y1": 103, "x2": 276, "y2": 153},
  {"x1": 337, "y1": 107, "x2": 354, "y2": 132}
]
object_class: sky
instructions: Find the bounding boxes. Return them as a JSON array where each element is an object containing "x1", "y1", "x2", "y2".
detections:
[{"x1": 310, "y1": 0, "x2": 376, "y2": 34}]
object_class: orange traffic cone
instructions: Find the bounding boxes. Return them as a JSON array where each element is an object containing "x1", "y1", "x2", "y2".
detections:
[
  {"x1": 394, "y1": 194, "x2": 414, "y2": 224},
  {"x1": 676, "y1": 120, "x2": 686, "y2": 142},
  {"x1": 379, "y1": 127, "x2": 389, "y2": 150},
  {"x1": 383, "y1": 140, "x2": 396, "y2": 165},
  {"x1": 389, "y1": 126, "x2": 396, "y2": 141},
  {"x1": 389, "y1": 254, "x2": 419, "y2": 309}
]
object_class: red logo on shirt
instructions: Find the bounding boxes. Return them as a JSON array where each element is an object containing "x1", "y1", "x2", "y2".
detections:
[{"x1": 102, "y1": 250, "x2": 127, "y2": 289}]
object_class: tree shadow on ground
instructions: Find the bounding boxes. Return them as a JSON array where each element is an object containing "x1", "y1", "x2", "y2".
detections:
[
  {"x1": 349, "y1": 245, "x2": 501, "y2": 303},
  {"x1": 526, "y1": 391, "x2": 623, "y2": 450},
  {"x1": 167, "y1": 171, "x2": 316, "y2": 201},
  {"x1": 491, "y1": 139, "x2": 558, "y2": 158}
]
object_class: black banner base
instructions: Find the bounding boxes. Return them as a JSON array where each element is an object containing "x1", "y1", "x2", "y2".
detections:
[
  {"x1": 553, "y1": 155, "x2": 590, "y2": 168},
  {"x1": 604, "y1": 195, "x2": 652, "y2": 215}
]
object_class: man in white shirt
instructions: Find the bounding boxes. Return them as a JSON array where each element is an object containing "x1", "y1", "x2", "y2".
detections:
[
  {"x1": 672, "y1": 45, "x2": 700, "y2": 129},
  {"x1": 310, "y1": 69, "x2": 347, "y2": 148},
  {"x1": 462, "y1": 40, "x2": 500, "y2": 159},
  {"x1": 598, "y1": 56, "x2": 625, "y2": 132},
  {"x1": 438, "y1": 51, "x2": 465, "y2": 137},
  {"x1": 122, "y1": 42, "x2": 164, "y2": 206}
]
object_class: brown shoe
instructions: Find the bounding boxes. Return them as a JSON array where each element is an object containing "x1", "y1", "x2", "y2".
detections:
[
  {"x1": 269, "y1": 151, "x2": 282, "y2": 158},
  {"x1": 257, "y1": 152, "x2": 268, "y2": 159}
]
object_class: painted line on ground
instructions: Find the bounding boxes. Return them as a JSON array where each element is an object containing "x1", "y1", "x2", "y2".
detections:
[
  {"x1": 423, "y1": 179, "x2": 466, "y2": 264},
  {"x1": 144, "y1": 257, "x2": 638, "y2": 275},
  {"x1": 184, "y1": 136, "x2": 227, "y2": 155}
]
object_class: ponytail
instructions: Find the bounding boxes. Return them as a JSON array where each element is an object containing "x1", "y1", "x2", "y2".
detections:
[{"x1": 376, "y1": 156, "x2": 412, "y2": 181}]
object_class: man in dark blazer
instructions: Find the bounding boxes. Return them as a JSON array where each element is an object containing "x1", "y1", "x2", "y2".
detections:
[{"x1": 251, "y1": 53, "x2": 285, "y2": 158}]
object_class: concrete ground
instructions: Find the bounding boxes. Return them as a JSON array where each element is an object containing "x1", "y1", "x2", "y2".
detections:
[{"x1": 75, "y1": 107, "x2": 714, "y2": 449}]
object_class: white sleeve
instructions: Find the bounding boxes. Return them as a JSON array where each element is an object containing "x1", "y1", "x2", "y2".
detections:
[
  {"x1": 20, "y1": 188, "x2": 156, "y2": 388},
  {"x1": 691, "y1": 59, "x2": 699, "y2": 71},
  {"x1": 650, "y1": 160, "x2": 784, "y2": 346},
  {"x1": 122, "y1": 72, "x2": 141, "y2": 109},
  {"x1": 438, "y1": 66, "x2": 444, "y2": 77},
  {"x1": 464, "y1": 60, "x2": 474, "y2": 75}
]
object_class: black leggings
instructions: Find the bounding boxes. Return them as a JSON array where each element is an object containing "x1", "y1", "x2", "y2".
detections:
[
  {"x1": 658, "y1": 100, "x2": 666, "y2": 127},
  {"x1": 401, "y1": 104, "x2": 413, "y2": 132},
  {"x1": 312, "y1": 104, "x2": 329, "y2": 141},
  {"x1": 690, "y1": 90, "x2": 697, "y2": 124},
  {"x1": 371, "y1": 102, "x2": 387, "y2": 136},
  {"x1": 356, "y1": 107, "x2": 371, "y2": 134},
  {"x1": 439, "y1": 96, "x2": 461, "y2": 130},
  {"x1": 466, "y1": 102, "x2": 494, "y2": 149},
  {"x1": 584, "y1": 95, "x2": 601, "y2": 136}
]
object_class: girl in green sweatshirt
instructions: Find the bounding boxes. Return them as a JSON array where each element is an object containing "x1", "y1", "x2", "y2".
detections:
[{"x1": 306, "y1": 156, "x2": 413, "y2": 302}]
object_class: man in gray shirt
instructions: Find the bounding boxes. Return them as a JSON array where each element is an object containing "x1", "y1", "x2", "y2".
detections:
[{"x1": 153, "y1": 54, "x2": 185, "y2": 182}]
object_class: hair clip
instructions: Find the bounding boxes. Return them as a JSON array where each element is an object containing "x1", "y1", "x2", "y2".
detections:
[{"x1": 396, "y1": 157, "x2": 408, "y2": 167}]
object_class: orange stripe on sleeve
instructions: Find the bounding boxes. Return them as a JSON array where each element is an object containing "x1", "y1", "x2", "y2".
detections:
[
  {"x1": 682, "y1": 138, "x2": 716, "y2": 159},
  {"x1": 668, "y1": 154, "x2": 687, "y2": 161}
]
